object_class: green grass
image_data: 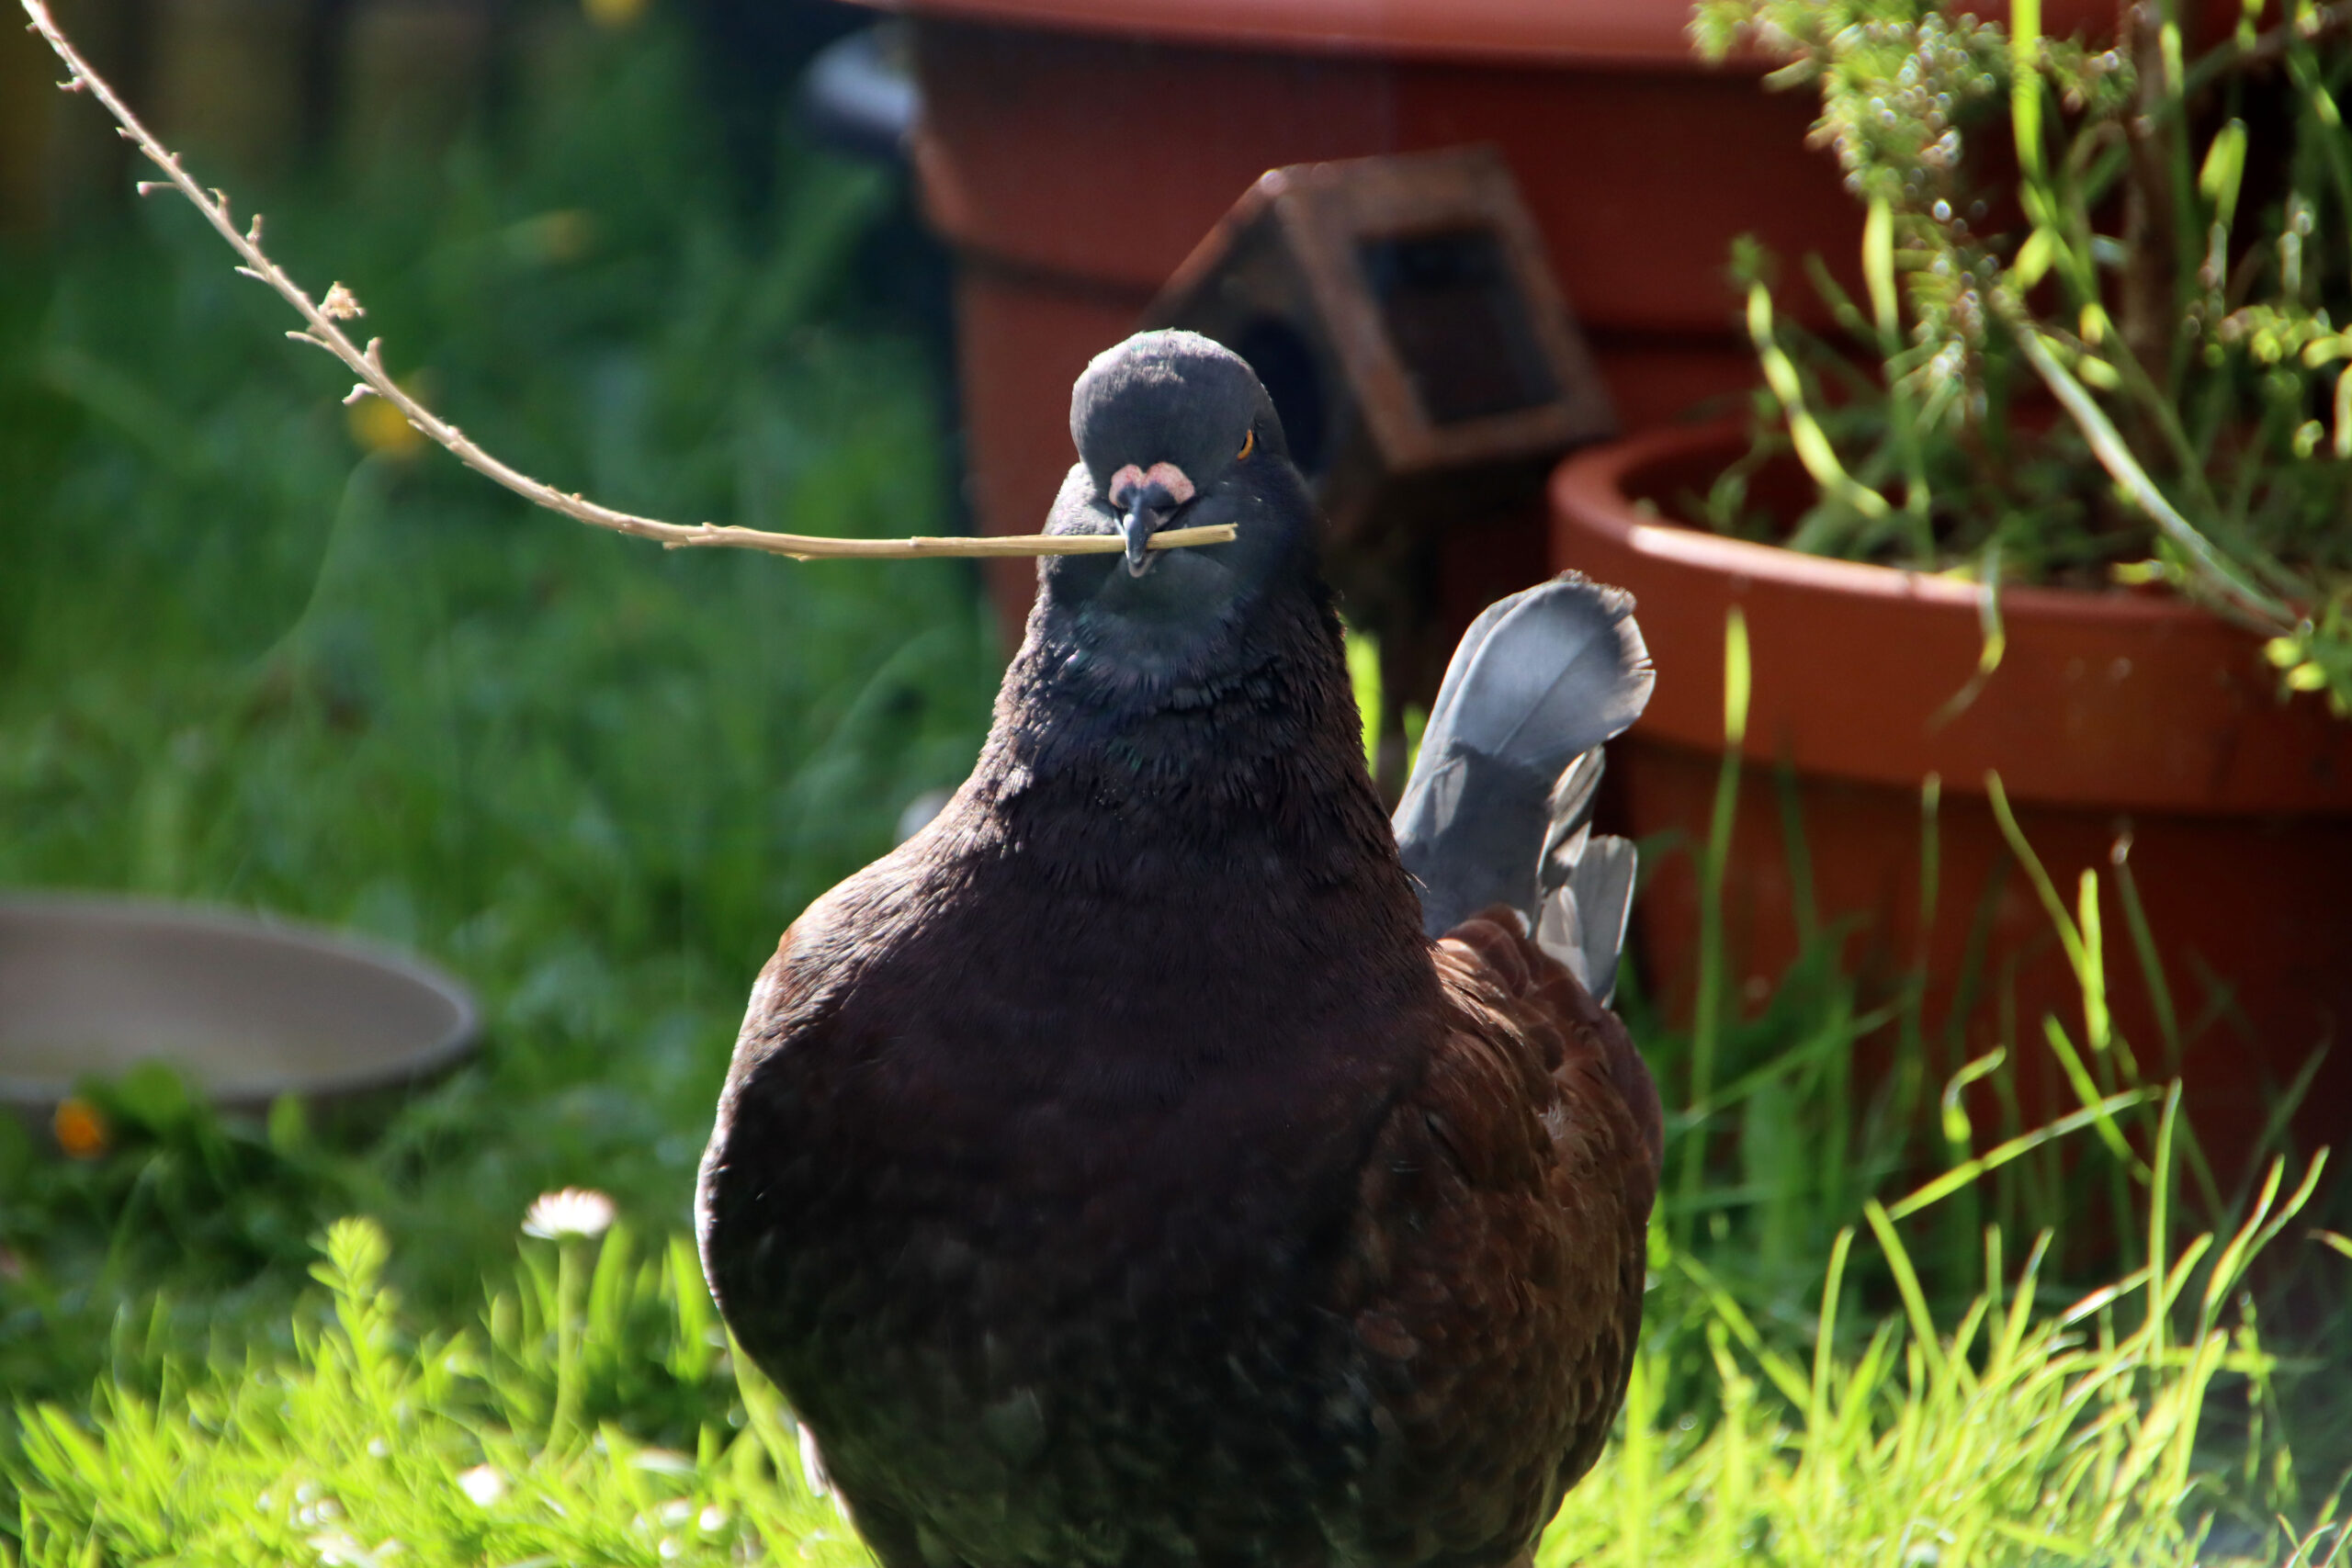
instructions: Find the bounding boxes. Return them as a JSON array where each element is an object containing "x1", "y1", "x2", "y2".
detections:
[
  {"x1": 12, "y1": 1217, "x2": 865, "y2": 1568},
  {"x1": 0, "y1": 8, "x2": 997, "y2": 1425},
  {"x1": 4, "y1": 7, "x2": 2348, "y2": 1560},
  {"x1": 1555, "y1": 1154, "x2": 2334, "y2": 1566},
  {"x1": 7, "y1": 1145, "x2": 2336, "y2": 1565}
]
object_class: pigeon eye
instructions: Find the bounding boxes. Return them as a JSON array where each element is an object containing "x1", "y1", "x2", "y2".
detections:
[{"x1": 1237, "y1": 428, "x2": 1255, "y2": 461}]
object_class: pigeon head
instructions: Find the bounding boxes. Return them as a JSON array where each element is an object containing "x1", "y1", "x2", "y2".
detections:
[
  {"x1": 1036, "y1": 332, "x2": 1316, "y2": 657},
  {"x1": 1068, "y1": 331, "x2": 1284, "y2": 577}
]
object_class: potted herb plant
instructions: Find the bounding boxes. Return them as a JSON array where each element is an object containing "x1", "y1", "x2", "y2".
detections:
[{"x1": 1550, "y1": 0, "x2": 2352, "y2": 1179}]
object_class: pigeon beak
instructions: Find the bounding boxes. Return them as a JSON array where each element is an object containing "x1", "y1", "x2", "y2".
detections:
[
  {"x1": 1119, "y1": 499, "x2": 1161, "y2": 577},
  {"x1": 1107, "y1": 467, "x2": 1193, "y2": 578}
]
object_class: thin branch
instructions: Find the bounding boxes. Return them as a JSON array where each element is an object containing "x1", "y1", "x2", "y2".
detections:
[{"x1": 17, "y1": 0, "x2": 1236, "y2": 565}]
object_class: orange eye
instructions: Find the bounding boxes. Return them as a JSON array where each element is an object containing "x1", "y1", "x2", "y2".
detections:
[{"x1": 1238, "y1": 428, "x2": 1255, "y2": 461}]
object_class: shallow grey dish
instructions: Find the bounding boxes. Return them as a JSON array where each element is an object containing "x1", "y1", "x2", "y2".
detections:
[{"x1": 0, "y1": 893, "x2": 479, "y2": 1114}]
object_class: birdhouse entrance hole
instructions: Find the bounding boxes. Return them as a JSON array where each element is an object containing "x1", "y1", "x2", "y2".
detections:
[{"x1": 1355, "y1": 227, "x2": 1561, "y2": 428}]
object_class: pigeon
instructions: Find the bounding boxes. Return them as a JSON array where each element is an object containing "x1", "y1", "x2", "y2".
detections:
[{"x1": 698, "y1": 330, "x2": 1660, "y2": 1568}]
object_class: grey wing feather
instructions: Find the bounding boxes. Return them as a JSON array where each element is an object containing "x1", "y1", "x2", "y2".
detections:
[
  {"x1": 1393, "y1": 573, "x2": 1653, "y2": 999},
  {"x1": 1538, "y1": 748, "x2": 1606, "y2": 884},
  {"x1": 1532, "y1": 750, "x2": 1640, "y2": 1004},
  {"x1": 1539, "y1": 829, "x2": 1637, "y2": 1006},
  {"x1": 1408, "y1": 574, "x2": 1652, "y2": 780}
]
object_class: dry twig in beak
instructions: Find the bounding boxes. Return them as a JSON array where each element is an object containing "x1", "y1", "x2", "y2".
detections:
[{"x1": 16, "y1": 0, "x2": 1238, "y2": 565}]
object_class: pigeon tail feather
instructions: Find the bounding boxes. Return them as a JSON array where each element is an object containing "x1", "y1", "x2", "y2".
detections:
[
  {"x1": 1392, "y1": 573, "x2": 1652, "y2": 1000},
  {"x1": 1536, "y1": 756, "x2": 1638, "y2": 1006}
]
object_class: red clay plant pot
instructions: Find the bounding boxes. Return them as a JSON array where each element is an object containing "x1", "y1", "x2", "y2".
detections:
[
  {"x1": 888, "y1": 0, "x2": 1866, "y2": 637},
  {"x1": 877, "y1": 0, "x2": 2173, "y2": 640},
  {"x1": 1551, "y1": 422, "x2": 2352, "y2": 1184}
]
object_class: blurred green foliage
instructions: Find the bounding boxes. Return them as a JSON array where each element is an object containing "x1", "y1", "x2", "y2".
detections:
[{"x1": 0, "y1": 8, "x2": 999, "y2": 1422}]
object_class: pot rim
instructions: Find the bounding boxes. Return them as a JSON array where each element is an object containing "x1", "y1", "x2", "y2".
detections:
[
  {"x1": 1549, "y1": 420, "x2": 2352, "y2": 815},
  {"x1": 856, "y1": 0, "x2": 1720, "y2": 68},
  {"x1": 1551, "y1": 419, "x2": 2217, "y2": 630},
  {"x1": 860, "y1": 0, "x2": 2147, "y2": 70}
]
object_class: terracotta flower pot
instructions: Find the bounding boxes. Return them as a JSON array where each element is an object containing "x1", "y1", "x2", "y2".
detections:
[
  {"x1": 1550, "y1": 422, "x2": 2352, "y2": 1180},
  {"x1": 889, "y1": 0, "x2": 1869, "y2": 636},
  {"x1": 878, "y1": 0, "x2": 2189, "y2": 641}
]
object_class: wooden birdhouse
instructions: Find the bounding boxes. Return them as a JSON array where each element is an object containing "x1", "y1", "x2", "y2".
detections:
[{"x1": 1143, "y1": 146, "x2": 1614, "y2": 727}]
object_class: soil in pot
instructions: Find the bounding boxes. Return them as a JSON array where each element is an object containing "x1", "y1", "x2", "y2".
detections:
[{"x1": 1551, "y1": 422, "x2": 2352, "y2": 1193}]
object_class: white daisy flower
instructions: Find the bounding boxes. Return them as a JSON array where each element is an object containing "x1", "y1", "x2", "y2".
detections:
[{"x1": 522, "y1": 1187, "x2": 616, "y2": 1240}]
